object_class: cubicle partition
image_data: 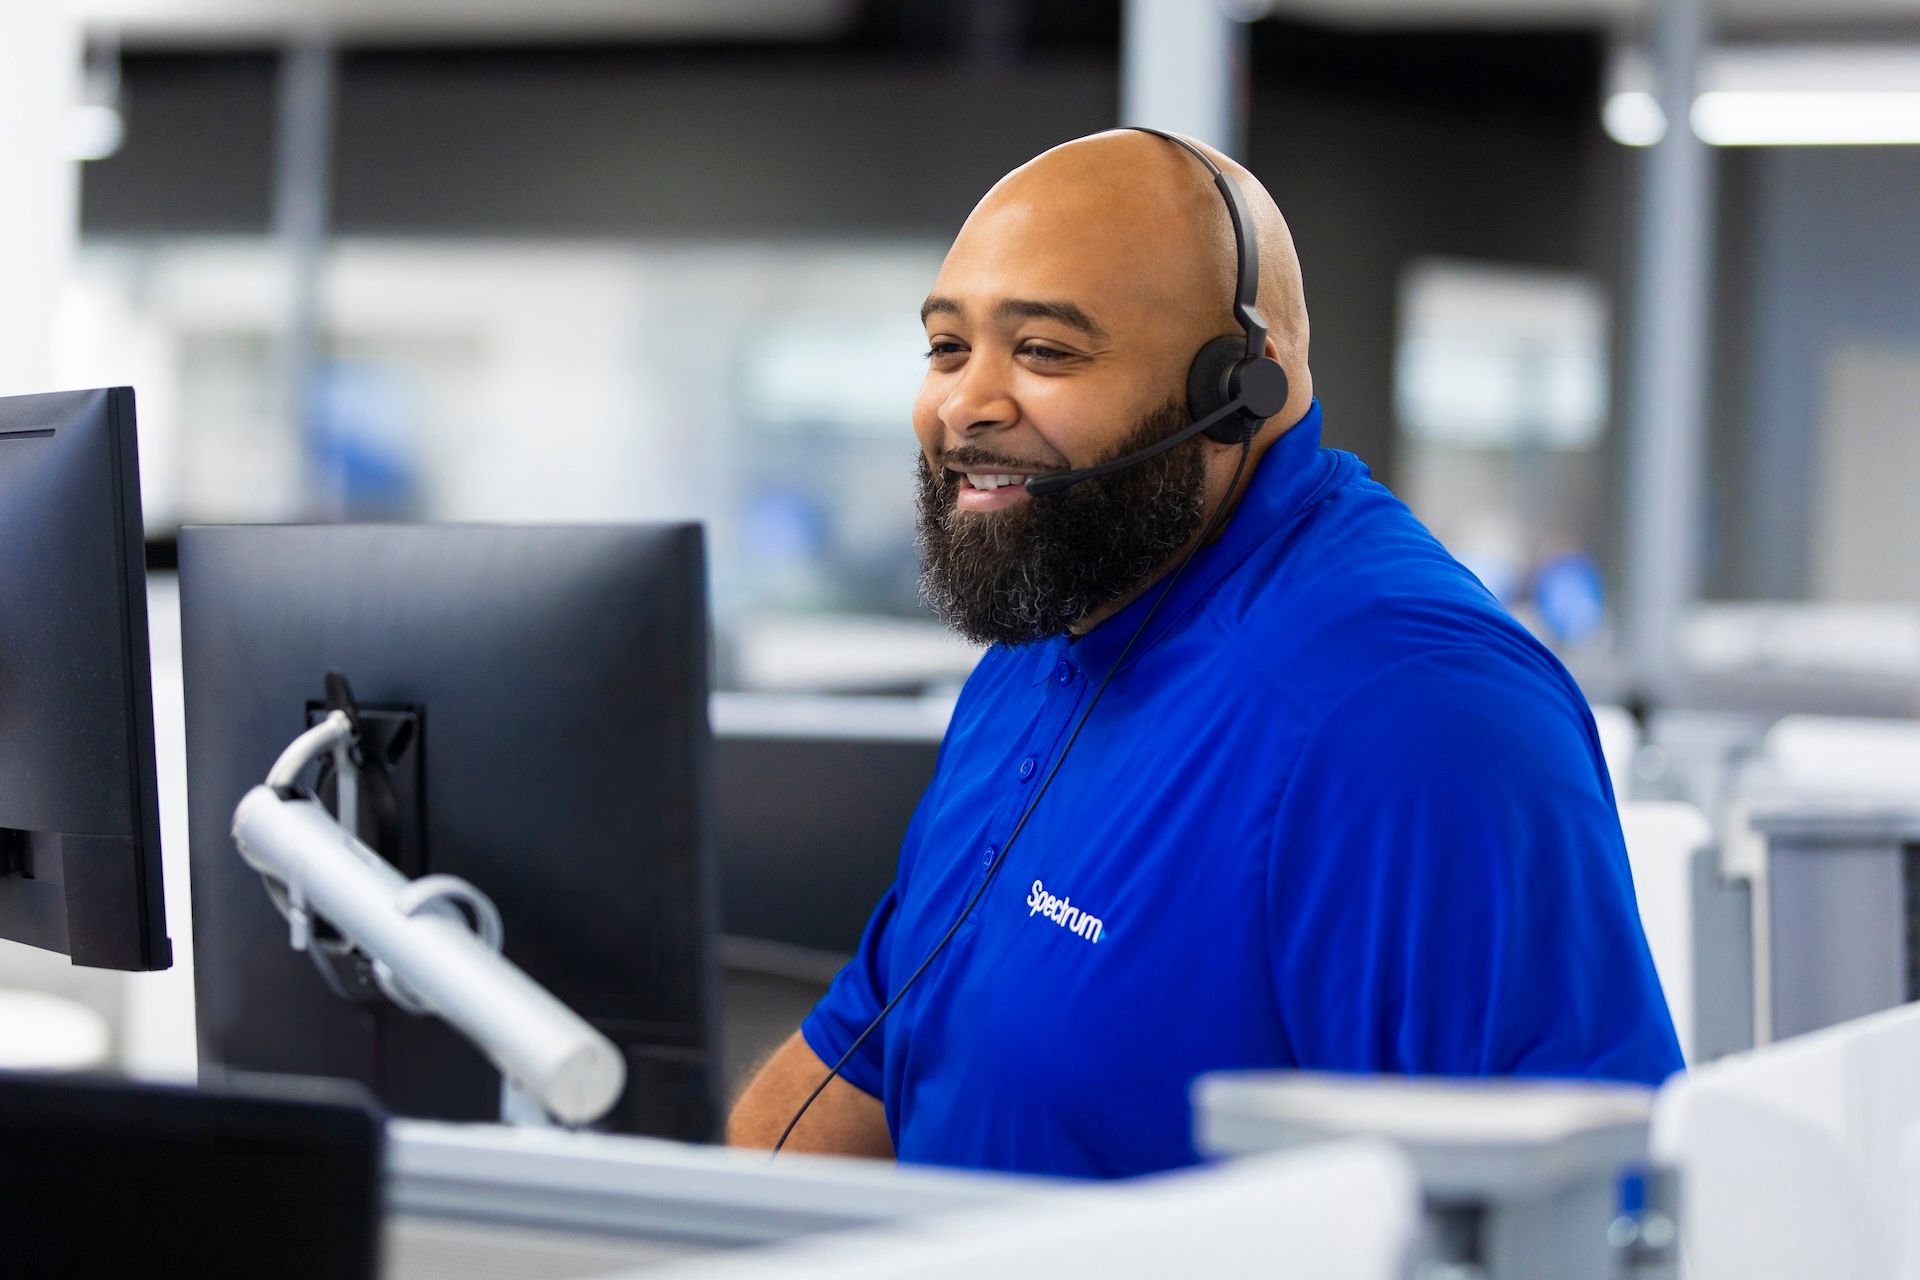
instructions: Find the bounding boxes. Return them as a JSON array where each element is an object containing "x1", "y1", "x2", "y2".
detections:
[
  {"x1": 1752, "y1": 805, "x2": 1920, "y2": 1043},
  {"x1": 709, "y1": 693, "x2": 948, "y2": 1092},
  {"x1": 1652, "y1": 1001, "x2": 1920, "y2": 1280},
  {"x1": 383, "y1": 1119, "x2": 1029, "y2": 1278},
  {"x1": 635, "y1": 1140, "x2": 1418, "y2": 1280},
  {"x1": 1619, "y1": 802, "x2": 1753, "y2": 1064}
]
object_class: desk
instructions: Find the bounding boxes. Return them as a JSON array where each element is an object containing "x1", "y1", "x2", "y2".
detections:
[{"x1": 383, "y1": 1119, "x2": 1028, "y2": 1278}]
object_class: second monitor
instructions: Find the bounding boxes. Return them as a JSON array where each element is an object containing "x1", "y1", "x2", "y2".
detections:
[
  {"x1": 181, "y1": 523, "x2": 717, "y2": 1139},
  {"x1": 0, "y1": 386, "x2": 169, "y2": 971}
]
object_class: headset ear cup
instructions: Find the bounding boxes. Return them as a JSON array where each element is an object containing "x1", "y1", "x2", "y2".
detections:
[{"x1": 1186, "y1": 336, "x2": 1245, "y2": 430}]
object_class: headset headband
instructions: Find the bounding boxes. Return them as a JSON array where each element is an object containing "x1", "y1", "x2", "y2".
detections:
[{"x1": 1122, "y1": 126, "x2": 1269, "y2": 362}]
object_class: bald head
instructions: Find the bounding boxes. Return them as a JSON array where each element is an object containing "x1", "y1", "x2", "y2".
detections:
[
  {"x1": 939, "y1": 129, "x2": 1312, "y2": 427},
  {"x1": 912, "y1": 131, "x2": 1316, "y2": 639}
]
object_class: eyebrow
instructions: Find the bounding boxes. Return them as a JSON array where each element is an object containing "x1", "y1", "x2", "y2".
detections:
[{"x1": 920, "y1": 295, "x2": 1110, "y2": 344}]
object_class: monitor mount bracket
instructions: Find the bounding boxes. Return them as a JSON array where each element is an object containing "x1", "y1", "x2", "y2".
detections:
[{"x1": 233, "y1": 672, "x2": 626, "y2": 1130}]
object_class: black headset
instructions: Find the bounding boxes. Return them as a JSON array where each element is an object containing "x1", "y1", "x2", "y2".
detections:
[
  {"x1": 1024, "y1": 126, "x2": 1291, "y2": 498},
  {"x1": 772, "y1": 130, "x2": 1286, "y2": 1155}
]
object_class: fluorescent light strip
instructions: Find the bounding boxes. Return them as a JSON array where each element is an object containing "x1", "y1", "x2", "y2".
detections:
[
  {"x1": 1696, "y1": 91, "x2": 1920, "y2": 146},
  {"x1": 1605, "y1": 90, "x2": 1920, "y2": 147}
]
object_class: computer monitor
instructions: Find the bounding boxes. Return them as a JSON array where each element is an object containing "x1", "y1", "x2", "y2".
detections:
[
  {"x1": 181, "y1": 523, "x2": 717, "y2": 1139},
  {"x1": 0, "y1": 386, "x2": 170, "y2": 971},
  {"x1": 0, "y1": 1070, "x2": 382, "y2": 1278}
]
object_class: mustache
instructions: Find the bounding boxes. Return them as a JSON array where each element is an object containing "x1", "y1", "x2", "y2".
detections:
[{"x1": 933, "y1": 447, "x2": 1068, "y2": 475}]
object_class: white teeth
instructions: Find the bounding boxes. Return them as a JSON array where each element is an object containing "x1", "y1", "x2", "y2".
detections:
[{"x1": 966, "y1": 473, "x2": 1020, "y2": 491}]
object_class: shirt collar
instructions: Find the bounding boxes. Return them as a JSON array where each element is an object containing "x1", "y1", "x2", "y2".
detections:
[{"x1": 1026, "y1": 397, "x2": 1334, "y2": 685}]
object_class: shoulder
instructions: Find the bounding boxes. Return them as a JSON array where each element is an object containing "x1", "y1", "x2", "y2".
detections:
[
  {"x1": 1265, "y1": 643, "x2": 1619, "y2": 916},
  {"x1": 1264, "y1": 643, "x2": 1627, "y2": 993},
  {"x1": 1209, "y1": 464, "x2": 1581, "y2": 732},
  {"x1": 1298, "y1": 645, "x2": 1599, "y2": 788}
]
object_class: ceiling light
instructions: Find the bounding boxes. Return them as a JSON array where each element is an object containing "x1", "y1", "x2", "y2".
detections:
[
  {"x1": 67, "y1": 36, "x2": 125, "y2": 162},
  {"x1": 1693, "y1": 90, "x2": 1920, "y2": 146},
  {"x1": 1603, "y1": 92, "x2": 1668, "y2": 147},
  {"x1": 65, "y1": 102, "x2": 125, "y2": 162},
  {"x1": 1604, "y1": 44, "x2": 1920, "y2": 147}
]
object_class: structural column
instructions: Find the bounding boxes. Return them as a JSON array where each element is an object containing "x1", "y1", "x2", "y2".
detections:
[
  {"x1": 1622, "y1": 0, "x2": 1716, "y2": 702},
  {"x1": 273, "y1": 39, "x2": 338, "y2": 514},
  {"x1": 1121, "y1": 0, "x2": 1249, "y2": 158}
]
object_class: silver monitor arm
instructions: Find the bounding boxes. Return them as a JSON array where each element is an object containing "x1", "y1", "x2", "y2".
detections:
[{"x1": 231, "y1": 711, "x2": 627, "y2": 1128}]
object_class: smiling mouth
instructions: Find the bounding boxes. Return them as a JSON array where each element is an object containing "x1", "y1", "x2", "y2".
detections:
[
  {"x1": 942, "y1": 464, "x2": 1046, "y2": 512},
  {"x1": 955, "y1": 471, "x2": 1033, "y2": 492}
]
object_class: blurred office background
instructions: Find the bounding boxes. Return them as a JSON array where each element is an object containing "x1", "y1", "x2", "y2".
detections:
[
  {"x1": 5, "y1": 0, "x2": 1920, "y2": 1094},
  {"x1": 16, "y1": 0, "x2": 1920, "y2": 691}
]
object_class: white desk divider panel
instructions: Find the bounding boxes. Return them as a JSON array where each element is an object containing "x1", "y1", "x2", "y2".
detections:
[
  {"x1": 1193, "y1": 1073, "x2": 1653, "y2": 1280},
  {"x1": 636, "y1": 1139, "x2": 1419, "y2": 1280},
  {"x1": 1591, "y1": 704, "x2": 1642, "y2": 807},
  {"x1": 0, "y1": 990, "x2": 111, "y2": 1071},
  {"x1": 1765, "y1": 716, "x2": 1920, "y2": 801},
  {"x1": 1618, "y1": 802, "x2": 1752, "y2": 1064},
  {"x1": 1651, "y1": 1001, "x2": 1920, "y2": 1280},
  {"x1": 1903, "y1": 1127, "x2": 1920, "y2": 1280},
  {"x1": 383, "y1": 1119, "x2": 1030, "y2": 1277},
  {"x1": 1620, "y1": 803, "x2": 1705, "y2": 1062}
]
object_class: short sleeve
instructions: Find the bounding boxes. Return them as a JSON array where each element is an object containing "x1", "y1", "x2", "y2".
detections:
[
  {"x1": 1267, "y1": 649, "x2": 1684, "y2": 1086},
  {"x1": 799, "y1": 883, "x2": 899, "y2": 1100}
]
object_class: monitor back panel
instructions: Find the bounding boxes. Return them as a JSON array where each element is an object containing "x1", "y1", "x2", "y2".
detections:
[
  {"x1": 0, "y1": 386, "x2": 168, "y2": 970},
  {"x1": 180, "y1": 523, "x2": 715, "y2": 1138},
  {"x1": 0, "y1": 1071, "x2": 381, "y2": 1279}
]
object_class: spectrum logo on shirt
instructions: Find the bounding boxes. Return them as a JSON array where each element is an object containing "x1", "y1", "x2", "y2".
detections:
[{"x1": 1026, "y1": 879, "x2": 1104, "y2": 944}]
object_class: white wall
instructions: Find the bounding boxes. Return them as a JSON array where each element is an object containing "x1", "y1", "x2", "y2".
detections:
[{"x1": 0, "y1": 3, "x2": 80, "y2": 394}]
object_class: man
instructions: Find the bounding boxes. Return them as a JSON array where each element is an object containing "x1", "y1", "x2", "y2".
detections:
[{"x1": 727, "y1": 130, "x2": 1681, "y2": 1178}]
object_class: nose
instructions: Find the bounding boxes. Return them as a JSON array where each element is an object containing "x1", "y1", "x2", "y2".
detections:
[{"x1": 938, "y1": 355, "x2": 1018, "y2": 440}]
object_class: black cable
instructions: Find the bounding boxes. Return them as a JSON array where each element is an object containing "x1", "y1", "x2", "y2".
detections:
[{"x1": 770, "y1": 438, "x2": 1255, "y2": 1157}]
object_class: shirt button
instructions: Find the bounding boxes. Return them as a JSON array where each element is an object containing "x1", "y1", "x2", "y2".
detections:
[
  {"x1": 1053, "y1": 659, "x2": 1075, "y2": 686},
  {"x1": 982, "y1": 844, "x2": 997, "y2": 871},
  {"x1": 1017, "y1": 756, "x2": 1036, "y2": 781}
]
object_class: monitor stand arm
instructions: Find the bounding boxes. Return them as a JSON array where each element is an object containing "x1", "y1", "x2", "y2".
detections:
[{"x1": 236, "y1": 711, "x2": 627, "y2": 1130}]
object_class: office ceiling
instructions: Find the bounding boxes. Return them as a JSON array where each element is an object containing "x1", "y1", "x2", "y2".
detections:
[
  {"x1": 73, "y1": 0, "x2": 1920, "y2": 47},
  {"x1": 1265, "y1": 0, "x2": 1920, "y2": 24},
  {"x1": 75, "y1": 0, "x2": 859, "y2": 46}
]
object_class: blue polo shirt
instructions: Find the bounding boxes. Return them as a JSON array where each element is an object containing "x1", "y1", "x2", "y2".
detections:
[{"x1": 802, "y1": 400, "x2": 1682, "y2": 1179}]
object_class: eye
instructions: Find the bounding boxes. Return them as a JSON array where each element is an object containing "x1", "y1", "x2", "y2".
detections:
[
  {"x1": 924, "y1": 340, "x2": 967, "y2": 361},
  {"x1": 1020, "y1": 343, "x2": 1075, "y2": 364}
]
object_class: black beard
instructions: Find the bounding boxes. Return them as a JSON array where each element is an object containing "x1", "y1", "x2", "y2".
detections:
[{"x1": 914, "y1": 399, "x2": 1208, "y2": 647}]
